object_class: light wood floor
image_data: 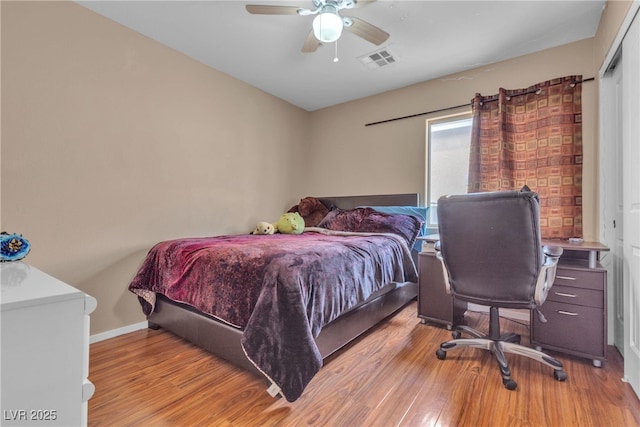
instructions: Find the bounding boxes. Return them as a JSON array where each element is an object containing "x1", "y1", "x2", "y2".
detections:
[{"x1": 89, "y1": 302, "x2": 640, "y2": 426}]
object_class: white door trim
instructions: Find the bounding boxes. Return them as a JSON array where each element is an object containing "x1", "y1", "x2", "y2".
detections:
[{"x1": 598, "y1": 0, "x2": 640, "y2": 399}]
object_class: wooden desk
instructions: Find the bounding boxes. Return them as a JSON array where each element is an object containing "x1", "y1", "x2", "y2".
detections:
[
  {"x1": 416, "y1": 235, "x2": 466, "y2": 329},
  {"x1": 417, "y1": 235, "x2": 610, "y2": 366},
  {"x1": 542, "y1": 239, "x2": 609, "y2": 269},
  {"x1": 534, "y1": 240, "x2": 610, "y2": 367}
]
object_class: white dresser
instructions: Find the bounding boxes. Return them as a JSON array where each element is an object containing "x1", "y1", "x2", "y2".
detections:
[{"x1": 1, "y1": 262, "x2": 97, "y2": 426}]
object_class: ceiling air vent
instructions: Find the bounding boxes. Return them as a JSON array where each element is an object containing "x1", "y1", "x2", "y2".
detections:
[{"x1": 358, "y1": 49, "x2": 396, "y2": 69}]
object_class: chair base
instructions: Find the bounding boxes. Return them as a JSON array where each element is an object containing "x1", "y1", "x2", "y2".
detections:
[{"x1": 435, "y1": 307, "x2": 567, "y2": 390}]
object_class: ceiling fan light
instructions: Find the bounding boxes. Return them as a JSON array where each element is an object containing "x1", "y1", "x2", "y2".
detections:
[{"x1": 312, "y1": 12, "x2": 343, "y2": 43}]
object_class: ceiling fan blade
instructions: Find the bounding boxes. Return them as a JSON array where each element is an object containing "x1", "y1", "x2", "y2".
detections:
[
  {"x1": 351, "y1": 0, "x2": 376, "y2": 8},
  {"x1": 302, "y1": 30, "x2": 320, "y2": 53},
  {"x1": 344, "y1": 16, "x2": 389, "y2": 45},
  {"x1": 245, "y1": 5, "x2": 302, "y2": 15}
]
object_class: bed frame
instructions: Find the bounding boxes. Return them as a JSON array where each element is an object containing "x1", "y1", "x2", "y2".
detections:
[{"x1": 147, "y1": 193, "x2": 420, "y2": 381}]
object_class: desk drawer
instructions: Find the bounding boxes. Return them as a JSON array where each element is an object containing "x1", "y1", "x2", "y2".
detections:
[
  {"x1": 545, "y1": 284, "x2": 603, "y2": 308},
  {"x1": 554, "y1": 267, "x2": 605, "y2": 291},
  {"x1": 533, "y1": 300, "x2": 605, "y2": 358}
]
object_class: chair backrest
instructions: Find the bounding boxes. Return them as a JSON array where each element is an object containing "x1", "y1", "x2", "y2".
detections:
[{"x1": 437, "y1": 190, "x2": 543, "y2": 309}]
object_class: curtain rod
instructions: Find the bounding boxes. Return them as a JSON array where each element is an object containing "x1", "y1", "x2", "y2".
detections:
[{"x1": 364, "y1": 77, "x2": 595, "y2": 127}]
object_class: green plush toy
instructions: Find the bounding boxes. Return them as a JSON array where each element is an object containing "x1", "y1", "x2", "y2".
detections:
[{"x1": 275, "y1": 212, "x2": 305, "y2": 235}]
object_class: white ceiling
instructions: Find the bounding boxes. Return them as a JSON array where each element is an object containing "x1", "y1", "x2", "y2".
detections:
[{"x1": 76, "y1": 0, "x2": 605, "y2": 111}]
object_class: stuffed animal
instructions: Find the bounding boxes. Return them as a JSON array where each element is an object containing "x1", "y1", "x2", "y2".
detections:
[
  {"x1": 288, "y1": 196, "x2": 330, "y2": 227},
  {"x1": 274, "y1": 212, "x2": 305, "y2": 235},
  {"x1": 252, "y1": 221, "x2": 275, "y2": 235}
]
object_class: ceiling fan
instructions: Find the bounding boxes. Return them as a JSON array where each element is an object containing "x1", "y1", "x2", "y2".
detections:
[{"x1": 245, "y1": 0, "x2": 389, "y2": 53}]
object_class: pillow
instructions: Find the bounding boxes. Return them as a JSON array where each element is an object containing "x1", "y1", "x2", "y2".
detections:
[
  {"x1": 317, "y1": 207, "x2": 423, "y2": 250},
  {"x1": 316, "y1": 208, "x2": 361, "y2": 232},
  {"x1": 363, "y1": 206, "x2": 429, "y2": 251}
]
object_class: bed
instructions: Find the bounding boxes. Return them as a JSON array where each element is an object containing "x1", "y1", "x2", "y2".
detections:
[{"x1": 128, "y1": 194, "x2": 425, "y2": 402}]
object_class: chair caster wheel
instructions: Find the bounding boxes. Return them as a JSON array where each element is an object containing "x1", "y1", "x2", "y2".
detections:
[
  {"x1": 436, "y1": 349, "x2": 447, "y2": 360},
  {"x1": 554, "y1": 370, "x2": 568, "y2": 381},
  {"x1": 503, "y1": 379, "x2": 517, "y2": 390},
  {"x1": 452, "y1": 331, "x2": 461, "y2": 339}
]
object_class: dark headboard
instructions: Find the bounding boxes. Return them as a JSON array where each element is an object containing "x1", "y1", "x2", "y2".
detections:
[{"x1": 318, "y1": 193, "x2": 420, "y2": 210}]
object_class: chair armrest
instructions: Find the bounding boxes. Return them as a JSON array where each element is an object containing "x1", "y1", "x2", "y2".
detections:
[
  {"x1": 543, "y1": 244, "x2": 563, "y2": 258},
  {"x1": 534, "y1": 245, "x2": 563, "y2": 306},
  {"x1": 434, "y1": 241, "x2": 452, "y2": 295}
]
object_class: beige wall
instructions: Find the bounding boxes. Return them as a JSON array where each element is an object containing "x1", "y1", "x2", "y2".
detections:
[
  {"x1": 1, "y1": 1, "x2": 632, "y2": 335},
  {"x1": 594, "y1": 0, "x2": 634, "y2": 68},
  {"x1": 1, "y1": 1, "x2": 310, "y2": 333},
  {"x1": 307, "y1": 38, "x2": 600, "y2": 239},
  {"x1": 305, "y1": 0, "x2": 634, "y2": 242}
]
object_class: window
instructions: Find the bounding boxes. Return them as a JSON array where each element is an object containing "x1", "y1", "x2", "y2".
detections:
[{"x1": 425, "y1": 113, "x2": 472, "y2": 228}]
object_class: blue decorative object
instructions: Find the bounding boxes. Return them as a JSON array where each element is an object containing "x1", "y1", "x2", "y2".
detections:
[{"x1": 0, "y1": 232, "x2": 31, "y2": 262}]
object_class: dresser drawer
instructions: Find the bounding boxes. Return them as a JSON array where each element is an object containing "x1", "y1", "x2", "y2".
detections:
[
  {"x1": 545, "y1": 284, "x2": 603, "y2": 308},
  {"x1": 554, "y1": 267, "x2": 605, "y2": 291},
  {"x1": 533, "y1": 300, "x2": 605, "y2": 358}
]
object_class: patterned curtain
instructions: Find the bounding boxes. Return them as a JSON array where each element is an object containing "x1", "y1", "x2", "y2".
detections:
[{"x1": 468, "y1": 76, "x2": 583, "y2": 239}]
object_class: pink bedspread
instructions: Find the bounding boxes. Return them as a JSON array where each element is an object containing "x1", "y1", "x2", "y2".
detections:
[{"x1": 129, "y1": 228, "x2": 417, "y2": 401}]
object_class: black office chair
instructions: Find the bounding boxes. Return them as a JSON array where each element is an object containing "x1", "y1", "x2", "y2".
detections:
[{"x1": 434, "y1": 189, "x2": 567, "y2": 390}]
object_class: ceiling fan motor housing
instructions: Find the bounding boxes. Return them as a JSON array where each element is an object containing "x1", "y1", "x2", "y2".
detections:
[
  {"x1": 246, "y1": 0, "x2": 388, "y2": 52},
  {"x1": 313, "y1": 5, "x2": 343, "y2": 43}
]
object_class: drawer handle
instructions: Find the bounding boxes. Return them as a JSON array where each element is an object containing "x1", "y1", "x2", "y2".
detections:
[
  {"x1": 556, "y1": 275, "x2": 576, "y2": 281},
  {"x1": 557, "y1": 310, "x2": 579, "y2": 316},
  {"x1": 554, "y1": 292, "x2": 577, "y2": 298}
]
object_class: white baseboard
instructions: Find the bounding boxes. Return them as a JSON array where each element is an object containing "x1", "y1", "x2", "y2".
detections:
[
  {"x1": 90, "y1": 321, "x2": 149, "y2": 344},
  {"x1": 467, "y1": 303, "x2": 530, "y2": 323}
]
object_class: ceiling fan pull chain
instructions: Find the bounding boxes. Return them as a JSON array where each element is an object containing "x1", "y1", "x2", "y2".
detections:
[{"x1": 333, "y1": 40, "x2": 339, "y2": 63}]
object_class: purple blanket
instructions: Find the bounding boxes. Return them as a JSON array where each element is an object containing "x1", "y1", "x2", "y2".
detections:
[{"x1": 129, "y1": 228, "x2": 417, "y2": 401}]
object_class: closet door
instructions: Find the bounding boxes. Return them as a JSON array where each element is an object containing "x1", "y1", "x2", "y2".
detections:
[
  {"x1": 600, "y1": 2, "x2": 640, "y2": 398},
  {"x1": 600, "y1": 47, "x2": 624, "y2": 354},
  {"x1": 621, "y1": 8, "x2": 640, "y2": 398}
]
